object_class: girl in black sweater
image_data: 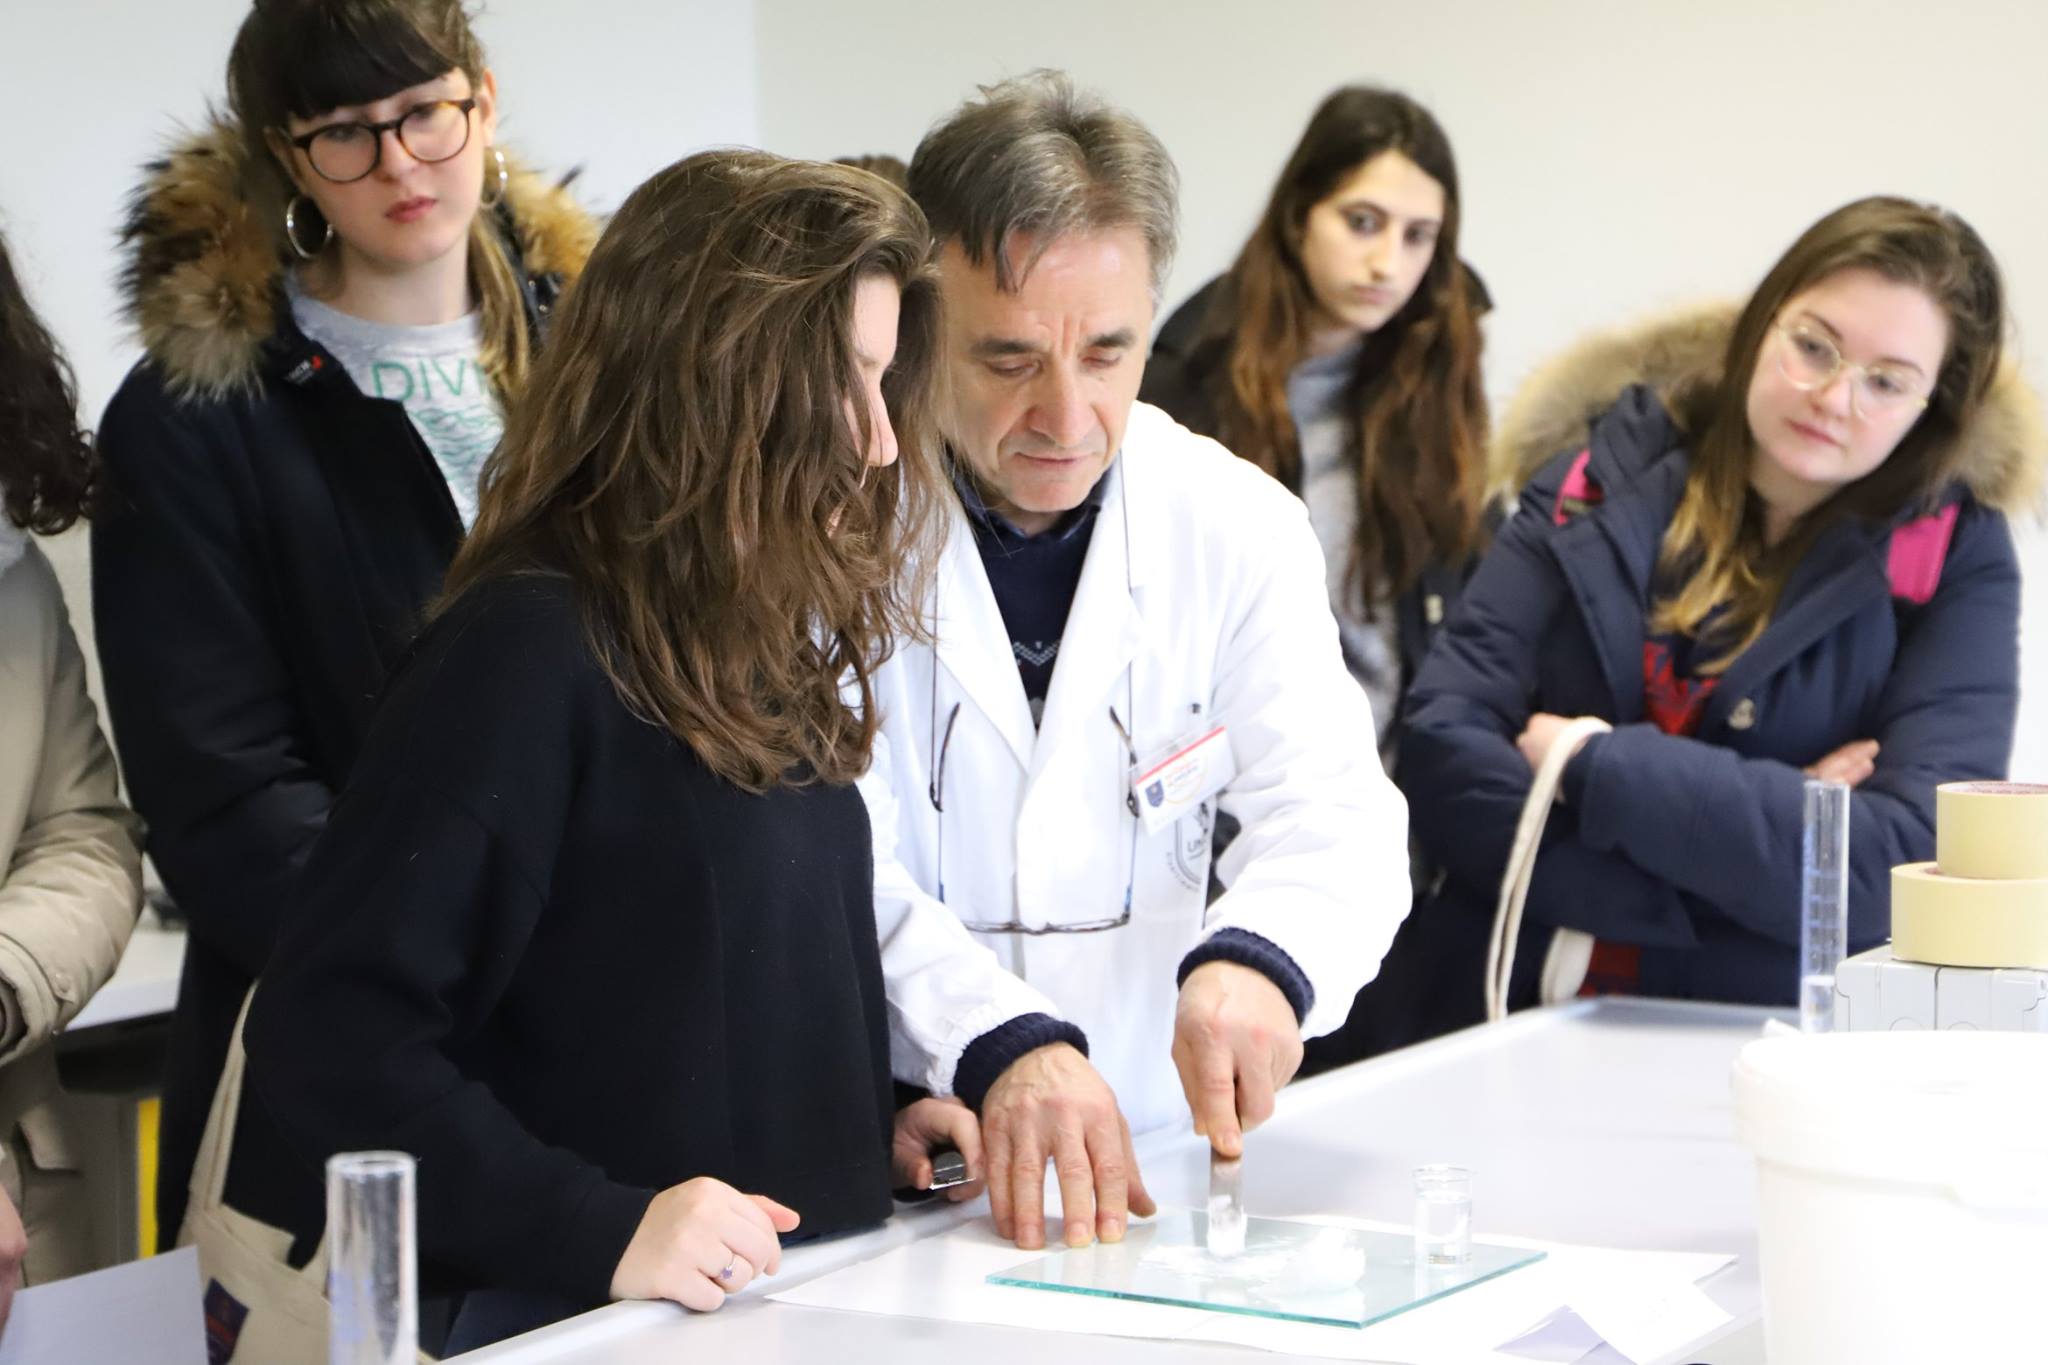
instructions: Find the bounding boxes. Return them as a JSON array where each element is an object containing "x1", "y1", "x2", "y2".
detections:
[{"x1": 244, "y1": 149, "x2": 964, "y2": 1349}]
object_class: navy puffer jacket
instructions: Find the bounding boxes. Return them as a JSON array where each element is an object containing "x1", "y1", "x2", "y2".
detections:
[{"x1": 1391, "y1": 304, "x2": 2042, "y2": 1029}]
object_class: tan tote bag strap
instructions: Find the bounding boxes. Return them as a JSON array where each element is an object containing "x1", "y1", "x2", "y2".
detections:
[
  {"x1": 188, "y1": 986, "x2": 259, "y2": 1222},
  {"x1": 1486, "y1": 716, "x2": 1612, "y2": 1022},
  {"x1": 183, "y1": 984, "x2": 337, "y2": 1285}
]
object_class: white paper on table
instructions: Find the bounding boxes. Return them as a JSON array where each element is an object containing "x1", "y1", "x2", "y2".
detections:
[
  {"x1": 768, "y1": 1210, "x2": 1733, "y2": 1365},
  {"x1": 0, "y1": 1246, "x2": 206, "y2": 1365},
  {"x1": 1178, "y1": 1233, "x2": 1731, "y2": 1364},
  {"x1": 1496, "y1": 1307, "x2": 1604, "y2": 1363},
  {"x1": 769, "y1": 1219, "x2": 1213, "y2": 1340},
  {"x1": 1549, "y1": 1258, "x2": 1731, "y2": 1363}
]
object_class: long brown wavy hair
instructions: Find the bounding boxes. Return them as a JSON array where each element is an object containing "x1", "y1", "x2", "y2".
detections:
[
  {"x1": 1655, "y1": 197, "x2": 2006, "y2": 670},
  {"x1": 227, "y1": 0, "x2": 534, "y2": 397},
  {"x1": 442, "y1": 151, "x2": 946, "y2": 792},
  {"x1": 0, "y1": 229, "x2": 94, "y2": 533},
  {"x1": 1206, "y1": 87, "x2": 1487, "y2": 612}
]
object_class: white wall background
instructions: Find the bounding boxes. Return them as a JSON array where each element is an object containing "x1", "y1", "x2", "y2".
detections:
[
  {"x1": 754, "y1": 0, "x2": 2048, "y2": 775},
  {"x1": 2, "y1": 0, "x2": 2042, "y2": 773}
]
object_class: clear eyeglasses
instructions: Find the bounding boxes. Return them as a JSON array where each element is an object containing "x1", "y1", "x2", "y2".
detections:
[
  {"x1": 288, "y1": 98, "x2": 478, "y2": 184},
  {"x1": 1773, "y1": 321, "x2": 1931, "y2": 419},
  {"x1": 927, "y1": 694, "x2": 1139, "y2": 935}
]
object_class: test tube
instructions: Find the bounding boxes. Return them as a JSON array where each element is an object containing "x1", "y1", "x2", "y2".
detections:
[
  {"x1": 1800, "y1": 779, "x2": 1852, "y2": 1034},
  {"x1": 327, "y1": 1151, "x2": 417, "y2": 1365},
  {"x1": 1412, "y1": 1165, "x2": 1471, "y2": 1267}
]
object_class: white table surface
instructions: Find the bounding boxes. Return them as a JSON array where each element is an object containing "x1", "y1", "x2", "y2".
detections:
[
  {"x1": 455, "y1": 997, "x2": 1781, "y2": 1364},
  {"x1": 68, "y1": 916, "x2": 184, "y2": 1033}
]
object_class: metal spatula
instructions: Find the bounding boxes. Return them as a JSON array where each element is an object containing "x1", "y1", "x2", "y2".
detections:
[{"x1": 1207, "y1": 1152, "x2": 1245, "y2": 1257}]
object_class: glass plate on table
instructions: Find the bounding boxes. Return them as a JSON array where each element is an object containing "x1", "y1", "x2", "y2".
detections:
[{"x1": 986, "y1": 1210, "x2": 1544, "y2": 1330}]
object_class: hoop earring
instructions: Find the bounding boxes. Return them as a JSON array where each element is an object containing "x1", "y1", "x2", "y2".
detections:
[
  {"x1": 283, "y1": 195, "x2": 333, "y2": 260},
  {"x1": 480, "y1": 146, "x2": 509, "y2": 209}
]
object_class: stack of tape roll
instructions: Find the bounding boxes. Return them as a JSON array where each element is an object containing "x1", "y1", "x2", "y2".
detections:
[{"x1": 1892, "y1": 782, "x2": 2048, "y2": 970}]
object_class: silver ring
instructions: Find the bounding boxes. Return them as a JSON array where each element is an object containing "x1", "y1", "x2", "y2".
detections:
[{"x1": 719, "y1": 1255, "x2": 740, "y2": 1282}]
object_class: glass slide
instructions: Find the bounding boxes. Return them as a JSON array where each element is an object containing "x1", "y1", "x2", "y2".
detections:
[{"x1": 988, "y1": 1210, "x2": 1544, "y2": 1330}]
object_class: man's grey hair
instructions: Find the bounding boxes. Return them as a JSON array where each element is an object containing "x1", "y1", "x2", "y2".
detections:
[{"x1": 908, "y1": 70, "x2": 1180, "y2": 301}]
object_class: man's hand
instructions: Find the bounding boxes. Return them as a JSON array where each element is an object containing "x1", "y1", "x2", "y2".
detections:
[
  {"x1": 981, "y1": 1043, "x2": 1154, "y2": 1250},
  {"x1": 1172, "y1": 960, "x2": 1303, "y2": 1159},
  {"x1": 1806, "y1": 739, "x2": 1879, "y2": 788},
  {"x1": 0, "y1": 1182, "x2": 21, "y2": 1337},
  {"x1": 892, "y1": 1096, "x2": 985, "y2": 1203}
]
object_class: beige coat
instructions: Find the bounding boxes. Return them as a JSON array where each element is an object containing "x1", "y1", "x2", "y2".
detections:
[{"x1": 0, "y1": 540, "x2": 144, "y2": 1275}]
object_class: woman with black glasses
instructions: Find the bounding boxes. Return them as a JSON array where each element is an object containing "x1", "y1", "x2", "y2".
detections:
[{"x1": 91, "y1": 0, "x2": 594, "y2": 1248}]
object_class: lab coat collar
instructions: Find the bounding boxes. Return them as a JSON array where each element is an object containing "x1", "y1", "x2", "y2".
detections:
[{"x1": 933, "y1": 499, "x2": 1039, "y2": 771}]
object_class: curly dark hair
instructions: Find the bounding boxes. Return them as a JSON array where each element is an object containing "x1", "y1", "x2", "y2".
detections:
[{"x1": 0, "y1": 228, "x2": 94, "y2": 533}]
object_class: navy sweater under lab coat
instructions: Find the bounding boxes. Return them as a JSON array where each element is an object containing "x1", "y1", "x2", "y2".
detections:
[{"x1": 1398, "y1": 385, "x2": 2020, "y2": 1019}]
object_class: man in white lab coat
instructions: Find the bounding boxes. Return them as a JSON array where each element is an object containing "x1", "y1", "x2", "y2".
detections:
[{"x1": 868, "y1": 72, "x2": 1413, "y2": 1252}]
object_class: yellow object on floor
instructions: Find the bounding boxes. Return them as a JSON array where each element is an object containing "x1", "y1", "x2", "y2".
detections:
[{"x1": 137, "y1": 1096, "x2": 158, "y2": 1257}]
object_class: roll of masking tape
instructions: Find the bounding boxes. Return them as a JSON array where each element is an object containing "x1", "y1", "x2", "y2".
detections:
[
  {"x1": 1937, "y1": 782, "x2": 2048, "y2": 881},
  {"x1": 1892, "y1": 862, "x2": 2048, "y2": 970}
]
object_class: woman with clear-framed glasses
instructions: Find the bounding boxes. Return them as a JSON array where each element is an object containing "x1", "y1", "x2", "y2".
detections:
[
  {"x1": 1378, "y1": 196, "x2": 2039, "y2": 1038},
  {"x1": 91, "y1": 0, "x2": 594, "y2": 1259}
]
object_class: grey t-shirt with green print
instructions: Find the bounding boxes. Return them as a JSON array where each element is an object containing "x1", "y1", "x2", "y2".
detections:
[{"x1": 289, "y1": 282, "x2": 503, "y2": 528}]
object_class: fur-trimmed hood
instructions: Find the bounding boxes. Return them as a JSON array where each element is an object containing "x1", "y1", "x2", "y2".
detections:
[
  {"x1": 1489, "y1": 301, "x2": 2046, "y2": 517},
  {"x1": 118, "y1": 115, "x2": 598, "y2": 401}
]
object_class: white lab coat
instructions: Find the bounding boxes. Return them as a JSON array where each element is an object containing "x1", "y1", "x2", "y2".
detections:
[{"x1": 863, "y1": 403, "x2": 1412, "y2": 1135}]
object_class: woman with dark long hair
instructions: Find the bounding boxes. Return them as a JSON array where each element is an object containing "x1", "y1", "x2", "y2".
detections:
[
  {"x1": 0, "y1": 228, "x2": 144, "y2": 1313},
  {"x1": 1143, "y1": 86, "x2": 1489, "y2": 771},
  {"x1": 243, "y1": 149, "x2": 1024, "y2": 1348},
  {"x1": 1142, "y1": 88, "x2": 1490, "y2": 1070},
  {"x1": 1396, "y1": 197, "x2": 2037, "y2": 1035},
  {"x1": 91, "y1": 0, "x2": 595, "y2": 1246}
]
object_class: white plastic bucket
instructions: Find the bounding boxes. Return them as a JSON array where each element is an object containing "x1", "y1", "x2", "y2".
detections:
[{"x1": 1732, "y1": 1032, "x2": 2048, "y2": 1363}]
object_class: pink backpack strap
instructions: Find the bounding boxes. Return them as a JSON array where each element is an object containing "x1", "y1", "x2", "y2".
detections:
[
  {"x1": 1552, "y1": 450, "x2": 1602, "y2": 526},
  {"x1": 1887, "y1": 503, "x2": 1960, "y2": 605}
]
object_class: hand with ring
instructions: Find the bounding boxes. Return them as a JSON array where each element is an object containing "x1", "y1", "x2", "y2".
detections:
[{"x1": 609, "y1": 1176, "x2": 801, "y2": 1311}]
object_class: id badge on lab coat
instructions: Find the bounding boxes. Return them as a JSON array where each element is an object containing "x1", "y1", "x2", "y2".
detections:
[{"x1": 1129, "y1": 725, "x2": 1236, "y2": 835}]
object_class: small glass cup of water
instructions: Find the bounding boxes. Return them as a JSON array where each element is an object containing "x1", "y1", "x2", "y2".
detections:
[{"x1": 1413, "y1": 1165, "x2": 1472, "y2": 1267}]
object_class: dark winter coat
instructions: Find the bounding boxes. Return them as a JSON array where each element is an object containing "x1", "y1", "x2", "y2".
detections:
[
  {"x1": 1387, "y1": 303, "x2": 2042, "y2": 1041},
  {"x1": 90, "y1": 118, "x2": 597, "y2": 1242}
]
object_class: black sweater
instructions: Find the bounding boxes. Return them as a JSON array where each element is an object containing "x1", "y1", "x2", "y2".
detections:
[{"x1": 243, "y1": 574, "x2": 894, "y2": 1307}]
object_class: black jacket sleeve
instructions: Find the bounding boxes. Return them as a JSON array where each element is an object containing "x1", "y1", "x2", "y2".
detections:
[
  {"x1": 91, "y1": 373, "x2": 334, "y2": 977},
  {"x1": 243, "y1": 583, "x2": 654, "y2": 1304}
]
